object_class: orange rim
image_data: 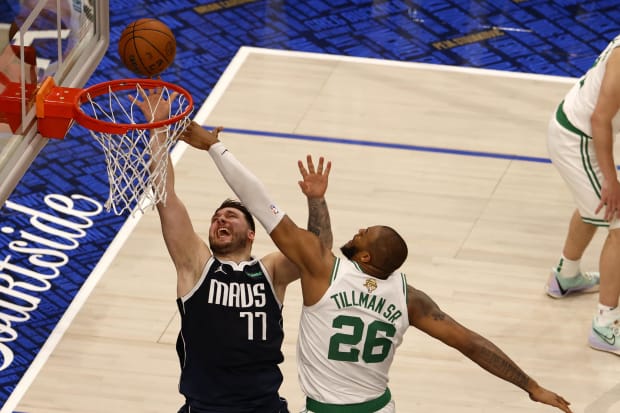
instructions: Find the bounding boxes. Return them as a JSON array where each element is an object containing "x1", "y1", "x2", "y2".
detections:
[{"x1": 73, "y1": 78, "x2": 193, "y2": 134}]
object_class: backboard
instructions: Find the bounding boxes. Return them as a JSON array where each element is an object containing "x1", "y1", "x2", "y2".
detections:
[{"x1": 0, "y1": 0, "x2": 109, "y2": 206}]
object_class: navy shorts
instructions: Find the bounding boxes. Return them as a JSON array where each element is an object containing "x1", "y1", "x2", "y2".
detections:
[{"x1": 177, "y1": 397, "x2": 288, "y2": 413}]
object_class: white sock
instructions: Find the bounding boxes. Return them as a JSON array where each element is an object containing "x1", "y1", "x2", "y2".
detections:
[
  {"x1": 595, "y1": 304, "x2": 620, "y2": 327},
  {"x1": 554, "y1": 255, "x2": 580, "y2": 278}
]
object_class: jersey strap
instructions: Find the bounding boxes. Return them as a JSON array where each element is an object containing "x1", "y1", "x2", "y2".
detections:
[{"x1": 305, "y1": 388, "x2": 391, "y2": 413}]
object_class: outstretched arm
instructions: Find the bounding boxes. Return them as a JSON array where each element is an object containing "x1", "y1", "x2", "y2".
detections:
[
  {"x1": 408, "y1": 285, "x2": 572, "y2": 413},
  {"x1": 131, "y1": 91, "x2": 211, "y2": 297}
]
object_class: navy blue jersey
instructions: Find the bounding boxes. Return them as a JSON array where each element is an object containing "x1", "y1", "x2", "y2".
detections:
[{"x1": 176, "y1": 256, "x2": 287, "y2": 412}]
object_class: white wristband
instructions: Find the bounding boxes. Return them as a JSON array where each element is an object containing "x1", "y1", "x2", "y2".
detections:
[{"x1": 208, "y1": 142, "x2": 285, "y2": 233}]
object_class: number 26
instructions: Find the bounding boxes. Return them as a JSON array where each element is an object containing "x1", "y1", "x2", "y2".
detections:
[{"x1": 327, "y1": 315, "x2": 396, "y2": 363}]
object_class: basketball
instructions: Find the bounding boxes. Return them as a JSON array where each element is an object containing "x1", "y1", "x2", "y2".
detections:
[{"x1": 118, "y1": 18, "x2": 176, "y2": 77}]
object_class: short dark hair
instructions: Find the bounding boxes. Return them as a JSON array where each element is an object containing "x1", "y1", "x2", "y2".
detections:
[
  {"x1": 215, "y1": 199, "x2": 256, "y2": 232},
  {"x1": 372, "y1": 226, "x2": 408, "y2": 274}
]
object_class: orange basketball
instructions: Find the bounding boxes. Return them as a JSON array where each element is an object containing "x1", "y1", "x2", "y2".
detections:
[{"x1": 118, "y1": 18, "x2": 176, "y2": 77}]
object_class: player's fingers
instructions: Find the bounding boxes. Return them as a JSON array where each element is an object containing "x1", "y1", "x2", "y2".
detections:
[
  {"x1": 182, "y1": 122, "x2": 196, "y2": 139},
  {"x1": 298, "y1": 160, "x2": 308, "y2": 177},
  {"x1": 605, "y1": 205, "x2": 616, "y2": 221},
  {"x1": 561, "y1": 400, "x2": 572, "y2": 413},
  {"x1": 306, "y1": 154, "x2": 315, "y2": 173},
  {"x1": 316, "y1": 156, "x2": 324, "y2": 173},
  {"x1": 145, "y1": 86, "x2": 160, "y2": 99},
  {"x1": 544, "y1": 394, "x2": 569, "y2": 412},
  {"x1": 323, "y1": 160, "x2": 332, "y2": 176},
  {"x1": 137, "y1": 87, "x2": 149, "y2": 100},
  {"x1": 178, "y1": 129, "x2": 188, "y2": 142}
]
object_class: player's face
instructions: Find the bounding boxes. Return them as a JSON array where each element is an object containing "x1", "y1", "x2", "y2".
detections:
[
  {"x1": 209, "y1": 207, "x2": 254, "y2": 254},
  {"x1": 341, "y1": 226, "x2": 377, "y2": 259}
]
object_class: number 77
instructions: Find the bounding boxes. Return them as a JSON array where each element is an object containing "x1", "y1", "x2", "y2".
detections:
[{"x1": 240, "y1": 311, "x2": 267, "y2": 341}]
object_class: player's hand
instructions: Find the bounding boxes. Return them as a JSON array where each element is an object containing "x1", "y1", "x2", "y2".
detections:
[
  {"x1": 130, "y1": 86, "x2": 177, "y2": 123},
  {"x1": 179, "y1": 121, "x2": 223, "y2": 150},
  {"x1": 595, "y1": 178, "x2": 620, "y2": 221},
  {"x1": 298, "y1": 155, "x2": 331, "y2": 199},
  {"x1": 528, "y1": 385, "x2": 572, "y2": 413}
]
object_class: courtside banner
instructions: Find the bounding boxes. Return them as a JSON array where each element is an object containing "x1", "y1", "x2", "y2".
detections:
[{"x1": 0, "y1": 130, "x2": 129, "y2": 408}]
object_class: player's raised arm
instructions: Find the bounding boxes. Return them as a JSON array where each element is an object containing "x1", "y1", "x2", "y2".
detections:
[
  {"x1": 298, "y1": 155, "x2": 333, "y2": 250},
  {"x1": 259, "y1": 154, "x2": 335, "y2": 301},
  {"x1": 133, "y1": 95, "x2": 210, "y2": 297},
  {"x1": 180, "y1": 122, "x2": 335, "y2": 282}
]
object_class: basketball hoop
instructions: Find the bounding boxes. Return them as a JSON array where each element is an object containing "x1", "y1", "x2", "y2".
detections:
[{"x1": 35, "y1": 77, "x2": 194, "y2": 215}]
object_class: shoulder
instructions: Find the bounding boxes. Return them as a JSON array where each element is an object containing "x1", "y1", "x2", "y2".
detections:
[
  {"x1": 260, "y1": 251, "x2": 300, "y2": 286},
  {"x1": 259, "y1": 252, "x2": 281, "y2": 275},
  {"x1": 406, "y1": 285, "x2": 444, "y2": 321}
]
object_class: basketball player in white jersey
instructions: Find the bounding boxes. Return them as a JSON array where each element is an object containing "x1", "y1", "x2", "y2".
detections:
[
  {"x1": 181, "y1": 121, "x2": 573, "y2": 413},
  {"x1": 546, "y1": 33, "x2": 620, "y2": 355}
]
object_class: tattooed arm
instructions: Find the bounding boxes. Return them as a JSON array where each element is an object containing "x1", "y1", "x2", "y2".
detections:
[
  {"x1": 298, "y1": 155, "x2": 333, "y2": 249},
  {"x1": 259, "y1": 155, "x2": 333, "y2": 301},
  {"x1": 408, "y1": 285, "x2": 572, "y2": 413}
]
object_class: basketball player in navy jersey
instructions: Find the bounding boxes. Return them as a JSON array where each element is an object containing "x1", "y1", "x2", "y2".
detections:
[
  {"x1": 181, "y1": 121, "x2": 573, "y2": 413},
  {"x1": 135, "y1": 93, "x2": 333, "y2": 413}
]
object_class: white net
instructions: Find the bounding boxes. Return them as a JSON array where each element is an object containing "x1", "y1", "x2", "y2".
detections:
[{"x1": 82, "y1": 83, "x2": 191, "y2": 215}]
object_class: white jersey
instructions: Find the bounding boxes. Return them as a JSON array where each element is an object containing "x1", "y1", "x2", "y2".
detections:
[
  {"x1": 563, "y1": 34, "x2": 620, "y2": 136},
  {"x1": 548, "y1": 34, "x2": 620, "y2": 229},
  {"x1": 297, "y1": 257, "x2": 409, "y2": 406}
]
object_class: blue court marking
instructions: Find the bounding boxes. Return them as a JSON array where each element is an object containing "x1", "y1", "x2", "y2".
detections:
[{"x1": 212, "y1": 126, "x2": 553, "y2": 164}]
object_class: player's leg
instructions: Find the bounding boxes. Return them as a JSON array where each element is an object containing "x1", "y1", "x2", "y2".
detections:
[
  {"x1": 546, "y1": 120, "x2": 601, "y2": 298},
  {"x1": 589, "y1": 224, "x2": 620, "y2": 355},
  {"x1": 546, "y1": 209, "x2": 600, "y2": 298},
  {"x1": 562, "y1": 209, "x2": 598, "y2": 260}
]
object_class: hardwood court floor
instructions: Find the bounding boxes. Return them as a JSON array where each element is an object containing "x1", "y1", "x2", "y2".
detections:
[{"x1": 15, "y1": 47, "x2": 620, "y2": 413}]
